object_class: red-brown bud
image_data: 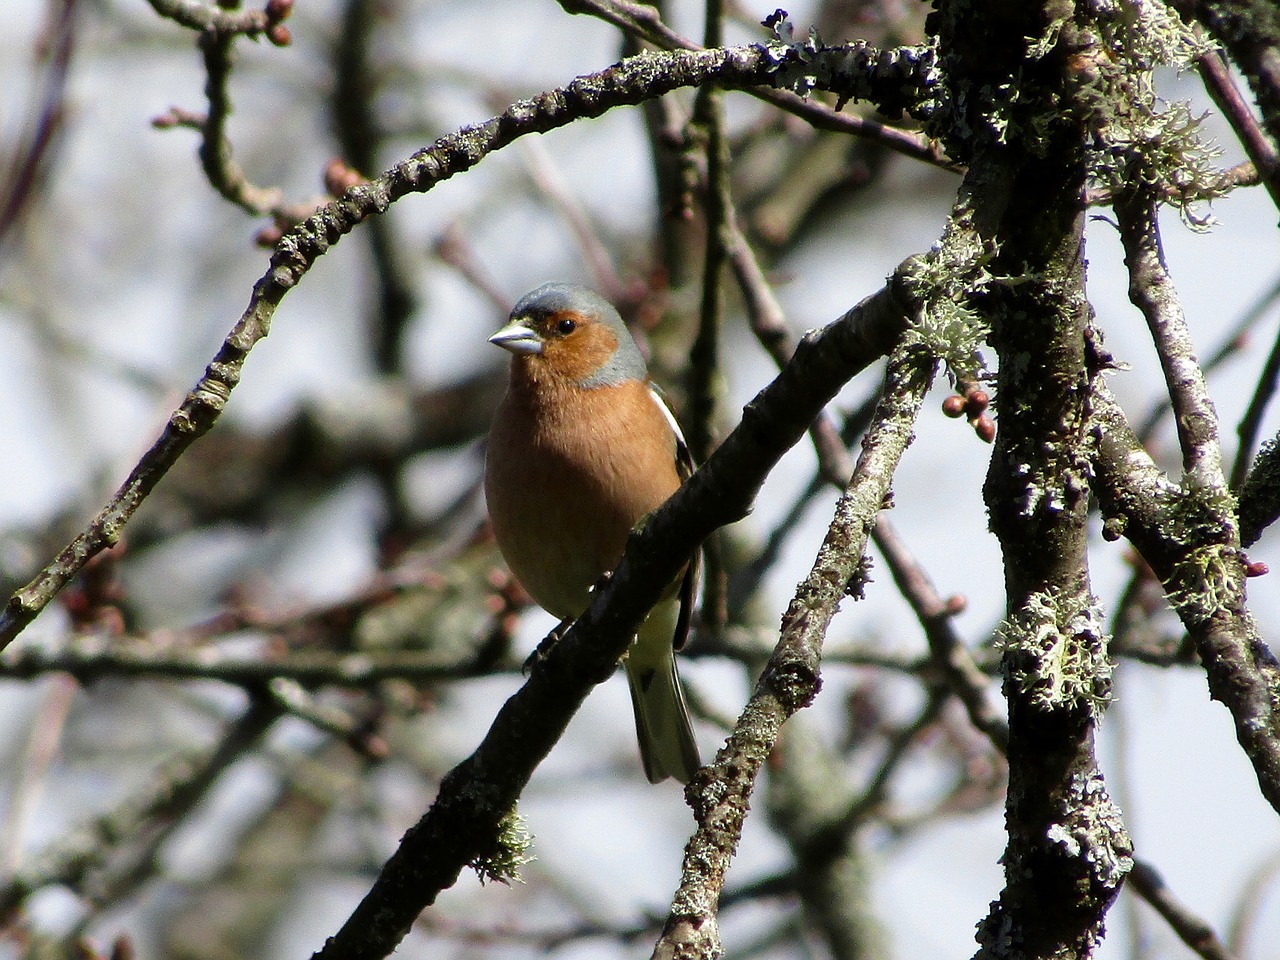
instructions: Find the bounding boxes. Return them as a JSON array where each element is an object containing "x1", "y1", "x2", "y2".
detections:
[
  {"x1": 965, "y1": 389, "x2": 990, "y2": 417},
  {"x1": 265, "y1": 0, "x2": 293, "y2": 21}
]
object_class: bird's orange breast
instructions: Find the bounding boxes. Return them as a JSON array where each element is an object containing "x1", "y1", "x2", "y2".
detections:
[{"x1": 485, "y1": 373, "x2": 681, "y2": 621}]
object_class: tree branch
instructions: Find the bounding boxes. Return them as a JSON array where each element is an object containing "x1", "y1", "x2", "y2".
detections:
[
  {"x1": 1090, "y1": 386, "x2": 1280, "y2": 814},
  {"x1": 654, "y1": 338, "x2": 934, "y2": 960},
  {"x1": 1114, "y1": 190, "x2": 1228, "y2": 493},
  {"x1": 308, "y1": 267, "x2": 914, "y2": 960},
  {"x1": 0, "y1": 38, "x2": 937, "y2": 649}
]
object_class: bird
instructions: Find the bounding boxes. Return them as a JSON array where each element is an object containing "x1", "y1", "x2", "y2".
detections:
[{"x1": 484, "y1": 281, "x2": 701, "y2": 784}]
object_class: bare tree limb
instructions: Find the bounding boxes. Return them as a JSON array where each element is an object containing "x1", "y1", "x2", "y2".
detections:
[
  {"x1": 1114, "y1": 190, "x2": 1228, "y2": 493},
  {"x1": 1127, "y1": 861, "x2": 1240, "y2": 960},
  {"x1": 1090, "y1": 387, "x2": 1280, "y2": 814},
  {"x1": 655, "y1": 337, "x2": 934, "y2": 960},
  {"x1": 0, "y1": 38, "x2": 938, "y2": 649}
]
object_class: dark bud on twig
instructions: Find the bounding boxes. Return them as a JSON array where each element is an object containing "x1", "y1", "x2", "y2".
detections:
[{"x1": 151, "y1": 106, "x2": 204, "y2": 130}]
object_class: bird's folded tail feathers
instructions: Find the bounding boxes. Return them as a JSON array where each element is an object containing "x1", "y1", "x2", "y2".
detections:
[{"x1": 625, "y1": 650, "x2": 700, "y2": 784}]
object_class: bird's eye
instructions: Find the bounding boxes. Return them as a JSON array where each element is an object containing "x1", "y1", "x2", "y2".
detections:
[{"x1": 554, "y1": 317, "x2": 577, "y2": 336}]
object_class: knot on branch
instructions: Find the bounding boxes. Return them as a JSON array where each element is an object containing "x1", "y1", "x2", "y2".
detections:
[{"x1": 759, "y1": 653, "x2": 822, "y2": 714}]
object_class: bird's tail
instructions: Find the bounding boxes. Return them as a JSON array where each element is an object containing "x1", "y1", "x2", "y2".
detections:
[{"x1": 625, "y1": 601, "x2": 700, "y2": 784}]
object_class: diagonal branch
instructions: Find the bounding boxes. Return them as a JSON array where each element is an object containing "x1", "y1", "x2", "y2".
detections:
[
  {"x1": 1169, "y1": 0, "x2": 1280, "y2": 182},
  {"x1": 1114, "y1": 189, "x2": 1228, "y2": 493},
  {"x1": 0, "y1": 38, "x2": 937, "y2": 649},
  {"x1": 309, "y1": 274, "x2": 915, "y2": 960},
  {"x1": 655, "y1": 338, "x2": 935, "y2": 960},
  {"x1": 1090, "y1": 386, "x2": 1280, "y2": 814},
  {"x1": 559, "y1": 0, "x2": 952, "y2": 167}
]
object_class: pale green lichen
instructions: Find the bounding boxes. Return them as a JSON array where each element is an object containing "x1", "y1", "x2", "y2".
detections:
[
  {"x1": 996, "y1": 590, "x2": 1113, "y2": 714},
  {"x1": 1026, "y1": 11, "x2": 1070, "y2": 61},
  {"x1": 1165, "y1": 543, "x2": 1239, "y2": 623},
  {"x1": 1047, "y1": 770, "x2": 1133, "y2": 888},
  {"x1": 1090, "y1": 81, "x2": 1227, "y2": 228},
  {"x1": 1089, "y1": 0, "x2": 1211, "y2": 70},
  {"x1": 1159, "y1": 480, "x2": 1241, "y2": 623},
  {"x1": 897, "y1": 239, "x2": 995, "y2": 384},
  {"x1": 1084, "y1": 1, "x2": 1228, "y2": 227},
  {"x1": 469, "y1": 806, "x2": 535, "y2": 885}
]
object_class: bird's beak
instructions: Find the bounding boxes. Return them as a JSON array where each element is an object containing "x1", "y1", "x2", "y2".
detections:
[{"x1": 488, "y1": 320, "x2": 544, "y2": 356}]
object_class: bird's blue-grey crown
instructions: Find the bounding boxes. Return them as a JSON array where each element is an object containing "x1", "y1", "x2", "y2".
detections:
[{"x1": 512, "y1": 282, "x2": 648, "y2": 387}]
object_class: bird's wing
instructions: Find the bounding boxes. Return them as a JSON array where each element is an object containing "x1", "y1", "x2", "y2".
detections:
[{"x1": 647, "y1": 383, "x2": 700, "y2": 652}]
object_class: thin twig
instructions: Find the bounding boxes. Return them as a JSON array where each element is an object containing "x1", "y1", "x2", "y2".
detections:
[
  {"x1": 196, "y1": 30, "x2": 287, "y2": 215},
  {"x1": 519, "y1": 138, "x2": 627, "y2": 303},
  {"x1": 1226, "y1": 848, "x2": 1280, "y2": 958},
  {"x1": 686, "y1": 0, "x2": 731, "y2": 628},
  {"x1": 0, "y1": 641, "x2": 519, "y2": 686},
  {"x1": 145, "y1": 0, "x2": 276, "y2": 37},
  {"x1": 1115, "y1": 189, "x2": 1227, "y2": 491},
  {"x1": 0, "y1": 699, "x2": 279, "y2": 920},
  {"x1": 0, "y1": 0, "x2": 79, "y2": 253},
  {"x1": 1127, "y1": 861, "x2": 1239, "y2": 960},
  {"x1": 1195, "y1": 50, "x2": 1280, "y2": 213},
  {"x1": 1136, "y1": 270, "x2": 1280, "y2": 444},
  {"x1": 332, "y1": 0, "x2": 418, "y2": 374},
  {"x1": 1091, "y1": 385, "x2": 1280, "y2": 815},
  {"x1": 1231, "y1": 314, "x2": 1280, "y2": 490},
  {"x1": 873, "y1": 518, "x2": 1009, "y2": 750}
]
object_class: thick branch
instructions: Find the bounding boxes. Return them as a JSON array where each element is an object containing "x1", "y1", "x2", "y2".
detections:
[
  {"x1": 1090, "y1": 388, "x2": 1280, "y2": 814},
  {"x1": 309, "y1": 273, "x2": 913, "y2": 960},
  {"x1": 934, "y1": 6, "x2": 1134, "y2": 956}
]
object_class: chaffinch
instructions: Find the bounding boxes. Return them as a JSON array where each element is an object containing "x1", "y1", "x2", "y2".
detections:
[{"x1": 484, "y1": 282, "x2": 701, "y2": 784}]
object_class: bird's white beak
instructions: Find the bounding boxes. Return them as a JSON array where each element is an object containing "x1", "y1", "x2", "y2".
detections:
[{"x1": 488, "y1": 321, "x2": 544, "y2": 355}]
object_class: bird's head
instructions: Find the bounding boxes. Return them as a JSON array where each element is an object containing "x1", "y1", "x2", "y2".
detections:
[{"x1": 488, "y1": 282, "x2": 647, "y2": 388}]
